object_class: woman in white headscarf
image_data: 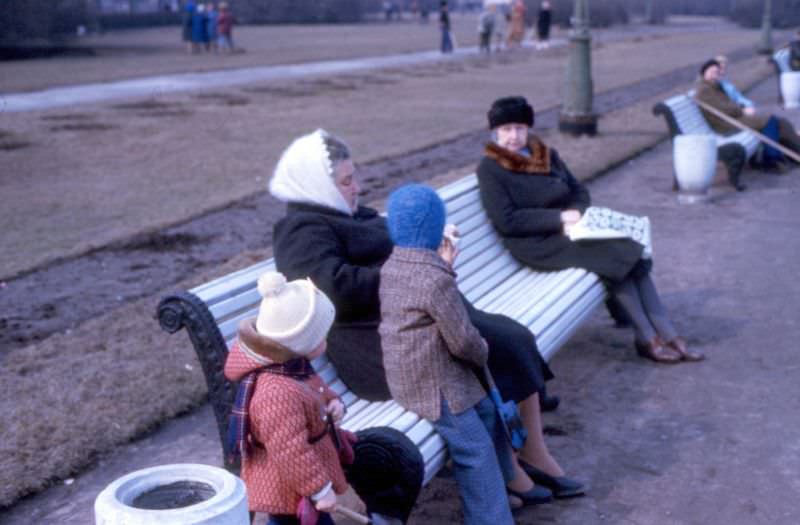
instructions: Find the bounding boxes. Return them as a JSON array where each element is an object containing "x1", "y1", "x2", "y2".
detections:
[{"x1": 270, "y1": 129, "x2": 585, "y2": 505}]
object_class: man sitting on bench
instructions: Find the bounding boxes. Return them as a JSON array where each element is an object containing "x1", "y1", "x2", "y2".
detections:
[{"x1": 695, "y1": 58, "x2": 800, "y2": 171}]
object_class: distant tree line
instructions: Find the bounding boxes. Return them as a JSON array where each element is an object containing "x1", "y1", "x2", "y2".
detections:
[{"x1": 0, "y1": 0, "x2": 89, "y2": 43}]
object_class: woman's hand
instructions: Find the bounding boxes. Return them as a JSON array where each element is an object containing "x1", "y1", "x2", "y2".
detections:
[
  {"x1": 743, "y1": 106, "x2": 756, "y2": 116},
  {"x1": 438, "y1": 237, "x2": 460, "y2": 268},
  {"x1": 560, "y1": 209, "x2": 582, "y2": 235},
  {"x1": 326, "y1": 399, "x2": 345, "y2": 424},
  {"x1": 315, "y1": 490, "x2": 337, "y2": 513}
]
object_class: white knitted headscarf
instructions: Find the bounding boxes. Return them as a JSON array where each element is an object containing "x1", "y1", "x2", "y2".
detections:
[{"x1": 269, "y1": 129, "x2": 353, "y2": 216}]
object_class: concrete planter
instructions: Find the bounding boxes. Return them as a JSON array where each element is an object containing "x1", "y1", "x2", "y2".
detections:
[
  {"x1": 780, "y1": 72, "x2": 800, "y2": 109},
  {"x1": 95, "y1": 464, "x2": 248, "y2": 525},
  {"x1": 673, "y1": 134, "x2": 717, "y2": 203}
]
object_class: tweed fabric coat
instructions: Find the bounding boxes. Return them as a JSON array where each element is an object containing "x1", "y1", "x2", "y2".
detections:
[
  {"x1": 379, "y1": 247, "x2": 488, "y2": 421},
  {"x1": 273, "y1": 201, "x2": 551, "y2": 403},
  {"x1": 223, "y1": 328, "x2": 347, "y2": 514},
  {"x1": 477, "y1": 138, "x2": 643, "y2": 283},
  {"x1": 694, "y1": 79, "x2": 770, "y2": 135}
]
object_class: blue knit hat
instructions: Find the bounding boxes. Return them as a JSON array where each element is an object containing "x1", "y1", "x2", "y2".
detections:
[{"x1": 387, "y1": 184, "x2": 446, "y2": 250}]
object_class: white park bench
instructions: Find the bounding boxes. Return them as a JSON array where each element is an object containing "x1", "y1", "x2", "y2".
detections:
[
  {"x1": 653, "y1": 92, "x2": 760, "y2": 189},
  {"x1": 156, "y1": 174, "x2": 607, "y2": 486}
]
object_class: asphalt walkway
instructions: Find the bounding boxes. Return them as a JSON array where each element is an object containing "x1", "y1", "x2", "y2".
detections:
[{"x1": 0, "y1": 41, "x2": 560, "y2": 113}]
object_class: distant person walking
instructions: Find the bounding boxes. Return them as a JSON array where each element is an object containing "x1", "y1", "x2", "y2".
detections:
[
  {"x1": 478, "y1": 4, "x2": 496, "y2": 54},
  {"x1": 217, "y1": 2, "x2": 236, "y2": 53},
  {"x1": 790, "y1": 29, "x2": 800, "y2": 71},
  {"x1": 506, "y1": 0, "x2": 526, "y2": 49},
  {"x1": 182, "y1": 0, "x2": 196, "y2": 53},
  {"x1": 536, "y1": 0, "x2": 552, "y2": 50},
  {"x1": 191, "y1": 3, "x2": 209, "y2": 52},
  {"x1": 439, "y1": 1, "x2": 453, "y2": 54},
  {"x1": 493, "y1": 4, "x2": 508, "y2": 52},
  {"x1": 206, "y1": 2, "x2": 219, "y2": 53}
]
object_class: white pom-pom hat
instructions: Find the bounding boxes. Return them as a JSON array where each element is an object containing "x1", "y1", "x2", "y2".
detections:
[{"x1": 254, "y1": 271, "x2": 336, "y2": 356}]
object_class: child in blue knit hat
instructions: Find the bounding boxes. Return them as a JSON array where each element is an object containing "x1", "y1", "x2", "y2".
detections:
[{"x1": 379, "y1": 184, "x2": 515, "y2": 525}]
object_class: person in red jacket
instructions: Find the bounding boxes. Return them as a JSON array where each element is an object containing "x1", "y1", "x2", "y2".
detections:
[
  {"x1": 216, "y1": 2, "x2": 235, "y2": 53},
  {"x1": 224, "y1": 271, "x2": 421, "y2": 525}
]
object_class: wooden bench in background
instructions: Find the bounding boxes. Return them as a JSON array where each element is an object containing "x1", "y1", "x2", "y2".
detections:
[
  {"x1": 156, "y1": 174, "x2": 608, "y2": 485},
  {"x1": 653, "y1": 92, "x2": 760, "y2": 188}
]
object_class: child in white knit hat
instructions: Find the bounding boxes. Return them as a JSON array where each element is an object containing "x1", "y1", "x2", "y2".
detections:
[{"x1": 224, "y1": 271, "x2": 422, "y2": 525}]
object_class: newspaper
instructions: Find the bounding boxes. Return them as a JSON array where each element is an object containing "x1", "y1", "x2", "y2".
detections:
[{"x1": 568, "y1": 206, "x2": 652, "y2": 258}]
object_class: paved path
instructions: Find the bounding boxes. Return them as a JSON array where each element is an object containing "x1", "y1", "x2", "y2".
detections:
[
  {"x1": 0, "y1": 41, "x2": 562, "y2": 113},
  {"x1": 4, "y1": 76, "x2": 798, "y2": 524},
  {"x1": 0, "y1": 17, "x2": 761, "y2": 113}
]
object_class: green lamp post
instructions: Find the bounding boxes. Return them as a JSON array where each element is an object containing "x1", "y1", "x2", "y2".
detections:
[
  {"x1": 558, "y1": 0, "x2": 597, "y2": 136},
  {"x1": 757, "y1": 0, "x2": 773, "y2": 55}
]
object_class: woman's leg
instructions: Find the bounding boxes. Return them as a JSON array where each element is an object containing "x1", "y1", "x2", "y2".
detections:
[
  {"x1": 517, "y1": 393, "x2": 563, "y2": 477},
  {"x1": 633, "y1": 270, "x2": 704, "y2": 361},
  {"x1": 632, "y1": 272, "x2": 678, "y2": 342},
  {"x1": 610, "y1": 276, "x2": 658, "y2": 343}
]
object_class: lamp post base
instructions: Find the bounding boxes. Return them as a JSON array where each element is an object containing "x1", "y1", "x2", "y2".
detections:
[{"x1": 558, "y1": 113, "x2": 598, "y2": 136}]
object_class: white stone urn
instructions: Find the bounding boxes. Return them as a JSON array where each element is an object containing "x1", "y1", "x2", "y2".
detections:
[
  {"x1": 673, "y1": 134, "x2": 718, "y2": 203},
  {"x1": 95, "y1": 464, "x2": 249, "y2": 525},
  {"x1": 780, "y1": 72, "x2": 800, "y2": 109}
]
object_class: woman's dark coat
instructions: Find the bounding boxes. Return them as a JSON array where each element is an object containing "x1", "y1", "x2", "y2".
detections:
[
  {"x1": 477, "y1": 138, "x2": 642, "y2": 283},
  {"x1": 273, "y1": 201, "x2": 551, "y2": 402}
]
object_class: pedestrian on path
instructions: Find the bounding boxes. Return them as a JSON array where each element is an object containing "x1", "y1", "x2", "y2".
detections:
[
  {"x1": 224, "y1": 271, "x2": 423, "y2": 525},
  {"x1": 536, "y1": 0, "x2": 552, "y2": 50},
  {"x1": 477, "y1": 96, "x2": 705, "y2": 364},
  {"x1": 478, "y1": 4, "x2": 496, "y2": 54},
  {"x1": 182, "y1": 0, "x2": 196, "y2": 53},
  {"x1": 439, "y1": 1, "x2": 454, "y2": 54},
  {"x1": 506, "y1": 0, "x2": 526, "y2": 49},
  {"x1": 790, "y1": 29, "x2": 800, "y2": 71},
  {"x1": 191, "y1": 3, "x2": 209, "y2": 53},
  {"x1": 205, "y1": 2, "x2": 219, "y2": 53},
  {"x1": 493, "y1": 4, "x2": 508, "y2": 52},
  {"x1": 216, "y1": 2, "x2": 235, "y2": 53}
]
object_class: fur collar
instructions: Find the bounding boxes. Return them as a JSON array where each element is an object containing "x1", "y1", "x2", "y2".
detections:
[
  {"x1": 238, "y1": 318, "x2": 297, "y2": 364},
  {"x1": 484, "y1": 136, "x2": 551, "y2": 174}
]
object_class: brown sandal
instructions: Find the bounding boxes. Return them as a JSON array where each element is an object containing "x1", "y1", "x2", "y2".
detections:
[
  {"x1": 635, "y1": 337, "x2": 681, "y2": 364},
  {"x1": 665, "y1": 336, "x2": 705, "y2": 362}
]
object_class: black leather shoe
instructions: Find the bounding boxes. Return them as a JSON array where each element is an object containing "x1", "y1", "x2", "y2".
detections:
[
  {"x1": 519, "y1": 461, "x2": 586, "y2": 499},
  {"x1": 507, "y1": 484, "x2": 553, "y2": 506}
]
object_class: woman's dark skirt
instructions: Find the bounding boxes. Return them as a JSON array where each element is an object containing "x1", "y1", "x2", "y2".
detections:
[{"x1": 463, "y1": 299, "x2": 553, "y2": 404}]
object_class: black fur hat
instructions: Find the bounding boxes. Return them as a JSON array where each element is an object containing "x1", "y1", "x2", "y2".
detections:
[
  {"x1": 700, "y1": 58, "x2": 721, "y2": 76},
  {"x1": 488, "y1": 96, "x2": 534, "y2": 129}
]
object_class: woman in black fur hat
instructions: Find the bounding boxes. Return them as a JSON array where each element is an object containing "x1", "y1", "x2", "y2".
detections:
[{"x1": 477, "y1": 96, "x2": 704, "y2": 364}]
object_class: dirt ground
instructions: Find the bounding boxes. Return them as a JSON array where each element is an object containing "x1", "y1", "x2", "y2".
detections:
[
  {"x1": 0, "y1": 15, "x2": 796, "y2": 515},
  {"x1": 3, "y1": 76, "x2": 799, "y2": 524}
]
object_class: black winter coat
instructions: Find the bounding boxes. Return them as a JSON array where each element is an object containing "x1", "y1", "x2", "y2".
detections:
[
  {"x1": 477, "y1": 139, "x2": 643, "y2": 283},
  {"x1": 273, "y1": 201, "x2": 551, "y2": 402}
]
